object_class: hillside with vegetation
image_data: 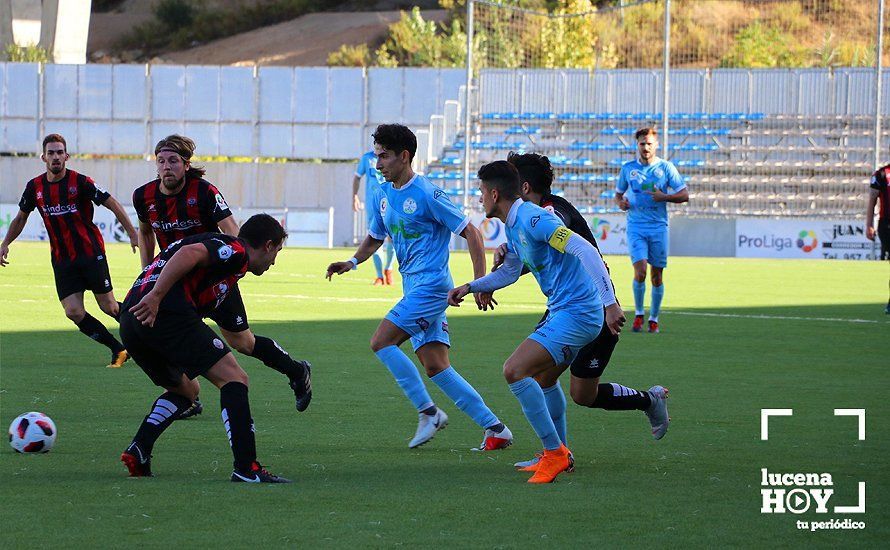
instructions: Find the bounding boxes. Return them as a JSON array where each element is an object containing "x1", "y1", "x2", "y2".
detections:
[{"x1": 329, "y1": 0, "x2": 884, "y2": 69}]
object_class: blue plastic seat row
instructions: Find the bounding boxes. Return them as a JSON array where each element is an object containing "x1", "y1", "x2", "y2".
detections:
[
  {"x1": 452, "y1": 141, "x2": 527, "y2": 150},
  {"x1": 482, "y1": 112, "x2": 765, "y2": 121},
  {"x1": 504, "y1": 126, "x2": 542, "y2": 135},
  {"x1": 569, "y1": 142, "x2": 720, "y2": 152},
  {"x1": 598, "y1": 127, "x2": 732, "y2": 136},
  {"x1": 558, "y1": 173, "x2": 618, "y2": 183}
]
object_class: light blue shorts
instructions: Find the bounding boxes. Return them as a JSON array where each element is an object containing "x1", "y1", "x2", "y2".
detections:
[
  {"x1": 385, "y1": 291, "x2": 450, "y2": 352},
  {"x1": 528, "y1": 308, "x2": 604, "y2": 367},
  {"x1": 627, "y1": 226, "x2": 669, "y2": 268}
]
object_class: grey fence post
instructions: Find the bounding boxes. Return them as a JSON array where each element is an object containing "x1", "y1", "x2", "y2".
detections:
[
  {"x1": 661, "y1": 0, "x2": 671, "y2": 158},
  {"x1": 874, "y1": 0, "x2": 885, "y2": 170},
  {"x1": 462, "y1": 0, "x2": 475, "y2": 210}
]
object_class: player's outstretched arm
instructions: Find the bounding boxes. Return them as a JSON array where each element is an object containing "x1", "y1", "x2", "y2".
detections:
[
  {"x1": 449, "y1": 251, "x2": 522, "y2": 308},
  {"x1": 218, "y1": 215, "x2": 239, "y2": 237},
  {"x1": 103, "y1": 196, "x2": 139, "y2": 253},
  {"x1": 866, "y1": 189, "x2": 879, "y2": 241},
  {"x1": 326, "y1": 234, "x2": 384, "y2": 280},
  {"x1": 137, "y1": 221, "x2": 156, "y2": 269},
  {"x1": 0, "y1": 210, "x2": 30, "y2": 267},
  {"x1": 130, "y1": 243, "x2": 210, "y2": 327}
]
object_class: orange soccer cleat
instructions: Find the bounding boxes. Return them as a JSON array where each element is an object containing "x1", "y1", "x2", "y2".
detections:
[
  {"x1": 384, "y1": 269, "x2": 394, "y2": 285},
  {"x1": 527, "y1": 444, "x2": 573, "y2": 484}
]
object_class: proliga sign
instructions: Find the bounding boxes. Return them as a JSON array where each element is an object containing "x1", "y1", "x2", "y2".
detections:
[{"x1": 736, "y1": 218, "x2": 879, "y2": 260}]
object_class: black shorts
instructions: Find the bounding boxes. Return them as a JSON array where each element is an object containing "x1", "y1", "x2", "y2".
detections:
[
  {"x1": 569, "y1": 322, "x2": 620, "y2": 379},
  {"x1": 207, "y1": 284, "x2": 249, "y2": 332},
  {"x1": 119, "y1": 309, "x2": 231, "y2": 388},
  {"x1": 52, "y1": 255, "x2": 113, "y2": 300},
  {"x1": 878, "y1": 218, "x2": 890, "y2": 261}
]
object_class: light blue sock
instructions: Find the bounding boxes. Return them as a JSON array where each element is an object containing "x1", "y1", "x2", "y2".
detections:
[
  {"x1": 509, "y1": 378, "x2": 561, "y2": 450},
  {"x1": 632, "y1": 279, "x2": 646, "y2": 316},
  {"x1": 650, "y1": 284, "x2": 664, "y2": 322},
  {"x1": 372, "y1": 250, "x2": 384, "y2": 278},
  {"x1": 430, "y1": 367, "x2": 499, "y2": 429},
  {"x1": 384, "y1": 240, "x2": 395, "y2": 270},
  {"x1": 374, "y1": 346, "x2": 433, "y2": 412},
  {"x1": 542, "y1": 383, "x2": 567, "y2": 446}
]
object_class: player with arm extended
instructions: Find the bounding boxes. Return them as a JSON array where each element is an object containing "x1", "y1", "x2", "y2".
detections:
[
  {"x1": 328, "y1": 124, "x2": 512, "y2": 451},
  {"x1": 0, "y1": 133, "x2": 138, "y2": 368},
  {"x1": 866, "y1": 160, "x2": 890, "y2": 313},
  {"x1": 496, "y1": 153, "x2": 669, "y2": 472},
  {"x1": 614, "y1": 127, "x2": 688, "y2": 333},
  {"x1": 132, "y1": 135, "x2": 310, "y2": 419},
  {"x1": 353, "y1": 147, "x2": 396, "y2": 285},
  {"x1": 119, "y1": 214, "x2": 291, "y2": 483}
]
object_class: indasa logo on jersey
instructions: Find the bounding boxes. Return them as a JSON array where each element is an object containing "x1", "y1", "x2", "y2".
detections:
[
  {"x1": 151, "y1": 219, "x2": 202, "y2": 232},
  {"x1": 41, "y1": 204, "x2": 78, "y2": 216}
]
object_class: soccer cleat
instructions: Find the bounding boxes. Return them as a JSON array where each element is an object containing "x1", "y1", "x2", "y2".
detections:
[
  {"x1": 384, "y1": 269, "x2": 394, "y2": 285},
  {"x1": 527, "y1": 444, "x2": 572, "y2": 484},
  {"x1": 648, "y1": 320, "x2": 659, "y2": 333},
  {"x1": 408, "y1": 408, "x2": 448, "y2": 448},
  {"x1": 287, "y1": 361, "x2": 312, "y2": 412},
  {"x1": 231, "y1": 461, "x2": 292, "y2": 483},
  {"x1": 373, "y1": 277, "x2": 385, "y2": 286},
  {"x1": 178, "y1": 398, "x2": 204, "y2": 420},
  {"x1": 885, "y1": 303, "x2": 890, "y2": 315},
  {"x1": 645, "y1": 385, "x2": 670, "y2": 440},
  {"x1": 515, "y1": 451, "x2": 575, "y2": 473},
  {"x1": 120, "y1": 442, "x2": 153, "y2": 477},
  {"x1": 477, "y1": 424, "x2": 513, "y2": 451},
  {"x1": 632, "y1": 315, "x2": 644, "y2": 332},
  {"x1": 108, "y1": 349, "x2": 129, "y2": 368}
]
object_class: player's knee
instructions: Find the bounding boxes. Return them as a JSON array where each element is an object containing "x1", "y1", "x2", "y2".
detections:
[
  {"x1": 98, "y1": 301, "x2": 118, "y2": 318},
  {"x1": 502, "y1": 361, "x2": 523, "y2": 384},
  {"x1": 64, "y1": 306, "x2": 86, "y2": 323},
  {"x1": 651, "y1": 271, "x2": 663, "y2": 286},
  {"x1": 570, "y1": 385, "x2": 597, "y2": 407}
]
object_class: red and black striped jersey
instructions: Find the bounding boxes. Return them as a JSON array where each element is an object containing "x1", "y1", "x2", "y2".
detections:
[
  {"x1": 18, "y1": 170, "x2": 110, "y2": 264},
  {"x1": 123, "y1": 233, "x2": 248, "y2": 318},
  {"x1": 133, "y1": 177, "x2": 233, "y2": 251},
  {"x1": 870, "y1": 165, "x2": 890, "y2": 221}
]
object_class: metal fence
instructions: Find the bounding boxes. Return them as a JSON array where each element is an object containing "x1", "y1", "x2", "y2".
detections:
[
  {"x1": 444, "y1": 0, "x2": 890, "y2": 218},
  {"x1": 0, "y1": 63, "x2": 465, "y2": 160}
]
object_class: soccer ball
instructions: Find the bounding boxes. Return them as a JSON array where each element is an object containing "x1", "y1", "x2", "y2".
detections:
[{"x1": 8, "y1": 412, "x2": 57, "y2": 453}]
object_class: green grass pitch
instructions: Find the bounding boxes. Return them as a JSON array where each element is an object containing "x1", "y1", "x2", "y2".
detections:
[{"x1": 0, "y1": 242, "x2": 887, "y2": 547}]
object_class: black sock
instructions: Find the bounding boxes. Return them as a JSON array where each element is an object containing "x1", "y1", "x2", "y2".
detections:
[
  {"x1": 486, "y1": 422, "x2": 505, "y2": 433},
  {"x1": 75, "y1": 312, "x2": 124, "y2": 353},
  {"x1": 250, "y1": 335, "x2": 304, "y2": 378},
  {"x1": 220, "y1": 382, "x2": 257, "y2": 472},
  {"x1": 421, "y1": 405, "x2": 438, "y2": 416},
  {"x1": 132, "y1": 391, "x2": 192, "y2": 455},
  {"x1": 590, "y1": 383, "x2": 651, "y2": 410}
]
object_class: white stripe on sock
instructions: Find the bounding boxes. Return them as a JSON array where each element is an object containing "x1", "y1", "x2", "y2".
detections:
[
  {"x1": 221, "y1": 409, "x2": 232, "y2": 445},
  {"x1": 146, "y1": 398, "x2": 178, "y2": 425}
]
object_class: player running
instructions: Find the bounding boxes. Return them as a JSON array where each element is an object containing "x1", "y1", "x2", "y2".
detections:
[
  {"x1": 615, "y1": 128, "x2": 688, "y2": 333},
  {"x1": 327, "y1": 124, "x2": 513, "y2": 451},
  {"x1": 119, "y1": 214, "x2": 292, "y2": 483},
  {"x1": 133, "y1": 135, "x2": 311, "y2": 418},
  {"x1": 495, "y1": 153, "x2": 670, "y2": 473},
  {"x1": 0, "y1": 133, "x2": 137, "y2": 368},
  {"x1": 448, "y1": 161, "x2": 651, "y2": 483}
]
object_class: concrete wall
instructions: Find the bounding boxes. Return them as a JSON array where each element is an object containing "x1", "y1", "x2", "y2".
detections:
[{"x1": 0, "y1": 157, "x2": 359, "y2": 246}]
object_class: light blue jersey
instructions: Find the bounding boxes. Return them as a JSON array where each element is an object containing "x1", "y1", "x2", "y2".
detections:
[
  {"x1": 616, "y1": 158, "x2": 685, "y2": 230},
  {"x1": 369, "y1": 174, "x2": 469, "y2": 295},
  {"x1": 356, "y1": 150, "x2": 387, "y2": 223},
  {"x1": 505, "y1": 200, "x2": 602, "y2": 313}
]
